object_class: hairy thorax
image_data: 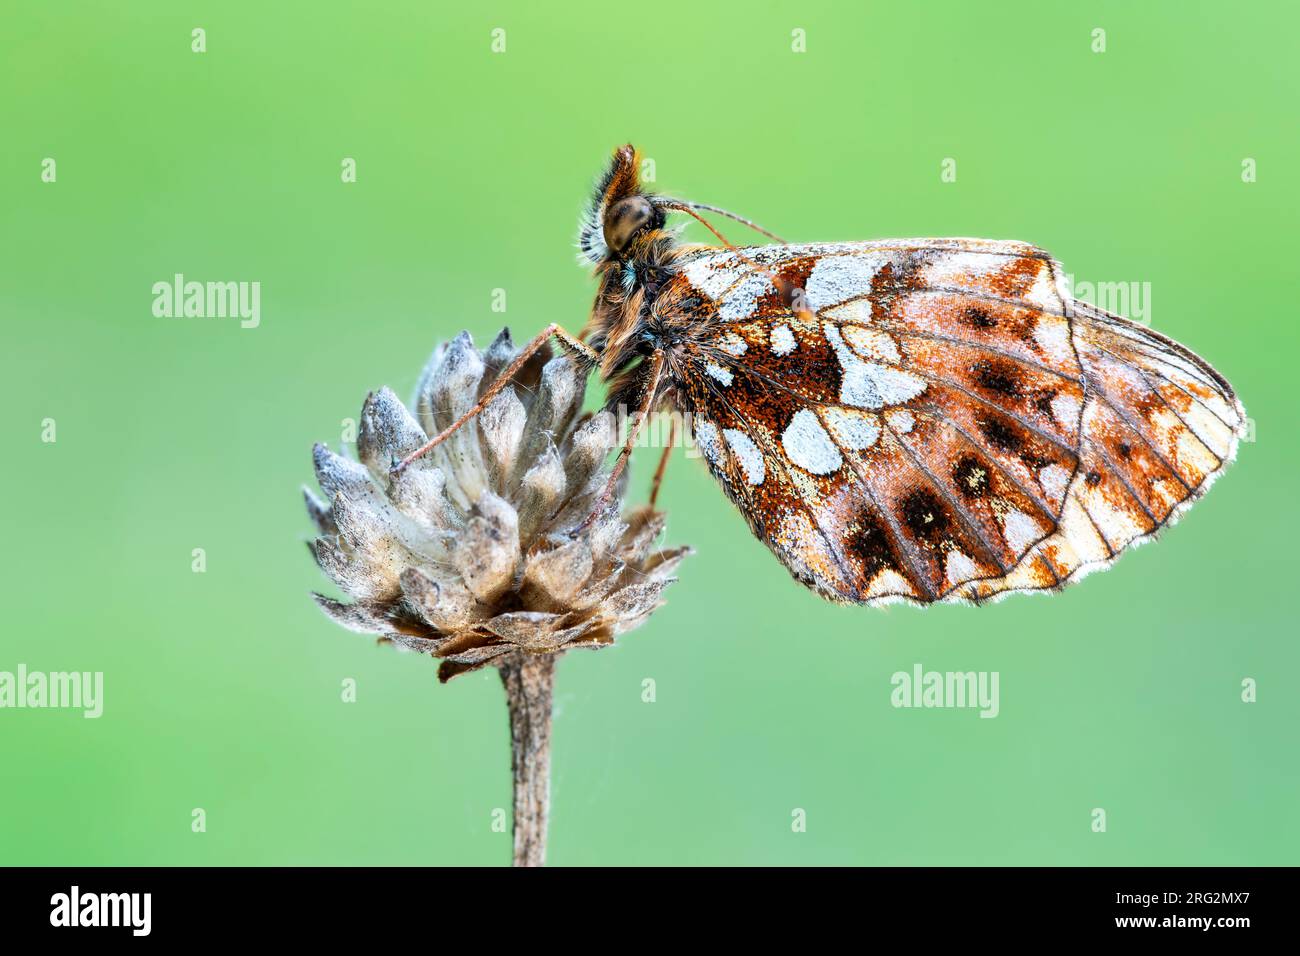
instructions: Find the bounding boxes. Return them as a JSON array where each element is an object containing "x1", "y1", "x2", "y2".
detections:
[{"x1": 584, "y1": 236, "x2": 706, "y2": 411}]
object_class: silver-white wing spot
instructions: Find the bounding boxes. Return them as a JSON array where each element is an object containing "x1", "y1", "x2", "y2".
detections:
[
  {"x1": 723, "y1": 428, "x2": 766, "y2": 486},
  {"x1": 770, "y1": 324, "x2": 796, "y2": 356},
  {"x1": 1039, "y1": 463, "x2": 1071, "y2": 503},
  {"x1": 682, "y1": 253, "x2": 741, "y2": 301},
  {"x1": 884, "y1": 409, "x2": 915, "y2": 434},
  {"x1": 719, "y1": 272, "x2": 773, "y2": 322},
  {"x1": 782, "y1": 409, "x2": 842, "y2": 475},
  {"x1": 804, "y1": 254, "x2": 883, "y2": 310},
  {"x1": 823, "y1": 407, "x2": 880, "y2": 450},
  {"x1": 945, "y1": 551, "x2": 978, "y2": 586},
  {"x1": 841, "y1": 325, "x2": 902, "y2": 364},
  {"x1": 719, "y1": 332, "x2": 748, "y2": 356},
  {"x1": 824, "y1": 324, "x2": 927, "y2": 409},
  {"x1": 705, "y1": 361, "x2": 733, "y2": 386},
  {"x1": 1001, "y1": 510, "x2": 1046, "y2": 553},
  {"x1": 693, "y1": 419, "x2": 722, "y2": 464}
]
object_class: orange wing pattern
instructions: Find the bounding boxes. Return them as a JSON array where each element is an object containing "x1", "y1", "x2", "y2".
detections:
[
  {"x1": 957, "y1": 298, "x2": 1244, "y2": 602},
  {"x1": 665, "y1": 239, "x2": 1243, "y2": 605}
]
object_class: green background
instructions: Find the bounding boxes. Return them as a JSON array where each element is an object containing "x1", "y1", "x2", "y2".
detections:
[{"x1": 2, "y1": 0, "x2": 1295, "y2": 866}]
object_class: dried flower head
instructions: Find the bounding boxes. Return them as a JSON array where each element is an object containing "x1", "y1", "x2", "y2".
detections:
[{"x1": 304, "y1": 329, "x2": 689, "y2": 683}]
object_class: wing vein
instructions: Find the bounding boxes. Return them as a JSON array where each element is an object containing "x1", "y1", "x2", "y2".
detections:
[
  {"x1": 704, "y1": 351, "x2": 1080, "y2": 463},
  {"x1": 1091, "y1": 442, "x2": 1159, "y2": 527},
  {"x1": 699, "y1": 375, "x2": 864, "y2": 591},
  {"x1": 1085, "y1": 380, "x2": 1202, "y2": 492},
  {"x1": 1091, "y1": 340, "x2": 1238, "y2": 436},
  {"x1": 881, "y1": 420, "x2": 1012, "y2": 577},
  {"x1": 916, "y1": 401, "x2": 1064, "y2": 527}
]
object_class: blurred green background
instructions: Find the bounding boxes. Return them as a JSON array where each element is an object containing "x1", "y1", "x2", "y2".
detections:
[{"x1": 2, "y1": 0, "x2": 1295, "y2": 866}]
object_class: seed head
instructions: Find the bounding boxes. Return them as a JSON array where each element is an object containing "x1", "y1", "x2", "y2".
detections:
[{"x1": 305, "y1": 329, "x2": 689, "y2": 681}]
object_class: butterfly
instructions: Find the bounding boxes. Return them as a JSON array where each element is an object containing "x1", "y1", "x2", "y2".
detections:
[{"x1": 393, "y1": 145, "x2": 1246, "y2": 606}]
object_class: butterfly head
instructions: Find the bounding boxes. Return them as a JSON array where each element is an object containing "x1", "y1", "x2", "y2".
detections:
[{"x1": 578, "y1": 145, "x2": 670, "y2": 267}]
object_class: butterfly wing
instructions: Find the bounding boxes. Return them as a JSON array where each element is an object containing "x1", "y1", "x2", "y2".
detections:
[
  {"x1": 667, "y1": 239, "x2": 1243, "y2": 605},
  {"x1": 964, "y1": 297, "x2": 1245, "y2": 601}
]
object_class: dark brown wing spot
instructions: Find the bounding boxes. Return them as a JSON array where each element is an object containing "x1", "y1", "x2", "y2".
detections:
[
  {"x1": 976, "y1": 413, "x2": 1055, "y2": 472},
  {"x1": 978, "y1": 416, "x2": 1023, "y2": 454},
  {"x1": 899, "y1": 488, "x2": 950, "y2": 549},
  {"x1": 847, "y1": 509, "x2": 900, "y2": 580},
  {"x1": 972, "y1": 359, "x2": 1023, "y2": 398},
  {"x1": 962, "y1": 306, "x2": 998, "y2": 329},
  {"x1": 953, "y1": 455, "x2": 990, "y2": 499}
]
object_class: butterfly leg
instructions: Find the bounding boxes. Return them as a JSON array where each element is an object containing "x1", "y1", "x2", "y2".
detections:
[
  {"x1": 571, "y1": 350, "x2": 666, "y2": 534},
  {"x1": 648, "y1": 414, "x2": 678, "y2": 509},
  {"x1": 390, "y1": 323, "x2": 597, "y2": 475}
]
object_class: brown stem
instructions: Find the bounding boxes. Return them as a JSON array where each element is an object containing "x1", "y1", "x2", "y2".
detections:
[{"x1": 498, "y1": 653, "x2": 556, "y2": 867}]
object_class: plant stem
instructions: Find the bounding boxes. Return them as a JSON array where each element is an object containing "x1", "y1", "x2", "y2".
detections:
[{"x1": 499, "y1": 653, "x2": 556, "y2": 867}]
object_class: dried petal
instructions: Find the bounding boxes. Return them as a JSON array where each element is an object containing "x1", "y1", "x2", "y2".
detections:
[
  {"x1": 413, "y1": 340, "x2": 449, "y2": 436},
  {"x1": 329, "y1": 493, "x2": 410, "y2": 599},
  {"x1": 313, "y1": 443, "x2": 371, "y2": 500},
  {"x1": 303, "y1": 487, "x2": 336, "y2": 535},
  {"x1": 516, "y1": 446, "x2": 566, "y2": 541},
  {"x1": 524, "y1": 537, "x2": 593, "y2": 606},
  {"x1": 478, "y1": 388, "x2": 527, "y2": 493},
  {"x1": 482, "y1": 327, "x2": 517, "y2": 379},
  {"x1": 427, "y1": 333, "x2": 488, "y2": 508},
  {"x1": 619, "y1": 507, "x2": 667, "y2": 560},
  {"x1": 311, "y1": 594, "x2": 390, "y2": 634},
  {"x1": 605, "y1": 579, "x2": 669, "y2": 621},
  {"x1": 515, "y1": 356, "x2": 580, "y2": 484},
  {"x1": 385, "y1": 632, "x2": 445, "y2": 654},
  {"x1": 388, "y1": 466, "x2": 454, "y2": 537},
  {"x1": 563, "y1": 627, "x2": 615, "y2": 651},
  {"x1": 563, "y1": 411, "x2": 617, "y2": 493},
  {"x1": 586, "y1": 512, "x2": 628, "y2": 562},
  {"x1": 640, "y1": 546, "x2": 693, "y2": 582},
  {"x1": 451, "y1": 492, "x2": 520, "y2": 603},
  {"x1": 485, "y1": 611, "x2": 565, "y2": 648},
  {"x1": 438, "y1": 641, "x2": 512, "y2": 666},
  {"x1": 438, "y1": 657, "x2": 502, "y2": 683},
  {"x1": 401, "y1": 567, "x2": 487, "y2": 632},
  {"x1": 568, "y1": 560, "x2": 625, "y2": 610},
  {"x1": 358, "y1": 386, "x2": 427, "y2": 479}
]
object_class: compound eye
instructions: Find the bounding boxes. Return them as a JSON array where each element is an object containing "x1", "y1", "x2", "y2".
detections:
[{"x1": 604, "y1": 196, "x2": 654, "y2": 254}]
